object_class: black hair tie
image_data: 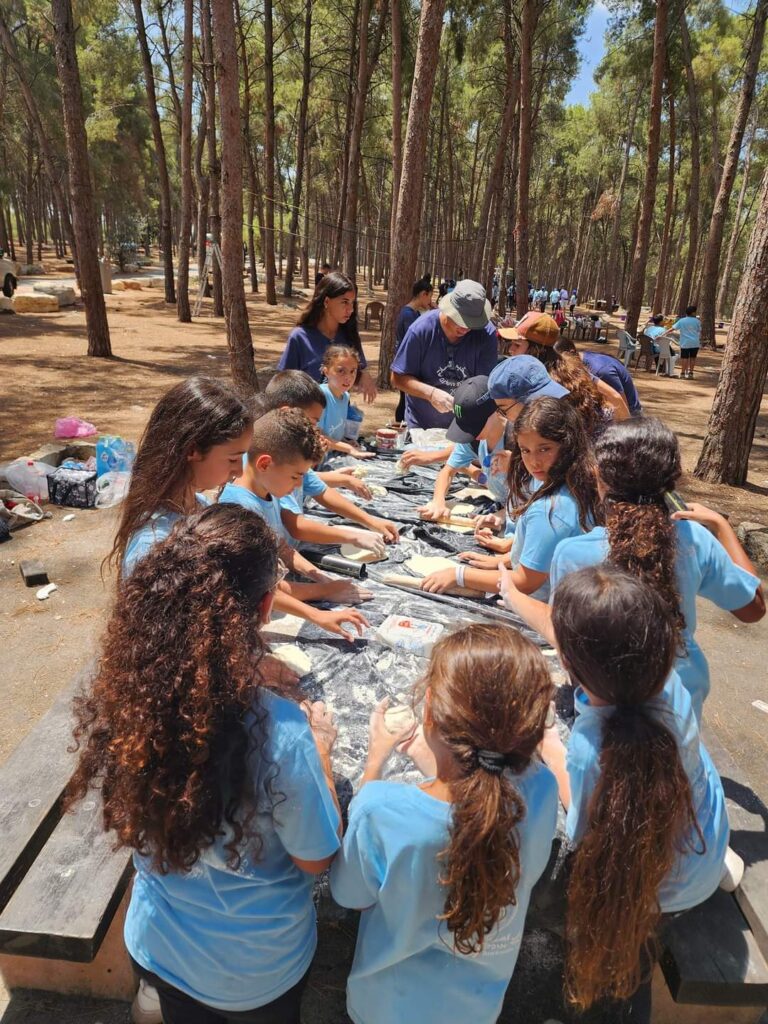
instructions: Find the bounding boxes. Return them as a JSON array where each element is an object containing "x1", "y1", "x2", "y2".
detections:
[
  {"x1": 607, "y1": 491, "x2": 665, "y2": 508},
  {"x1": 476, "y1": 749, "x2": 507, "y2": 775}
]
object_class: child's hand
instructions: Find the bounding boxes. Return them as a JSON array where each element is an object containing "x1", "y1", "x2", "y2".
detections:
[
  {"x1": 400, "y1": 449, "x2": 438, "y2": 469},
  {"x1": 302, "y1": 700, "x2": 338, "y2": 755},
  {"x1": 491, "y1": 451, "x2": 512, "y2": 475},
  {"x1": 345, "y1": 528, "x2": 387, "y2": 557},
  {"x1": 498, "y1": 562, "x2": 517, "y2": 605},
  {"x1": 538, "y1": 711, "x2": 566, "y2": 766},
  {"x1": 417, "y1": 500, "x2": 450, "y2": 522},
  {"x1": 671, "y1": 501, "x2": 726, "y2": 533},
  {"x1": 474, "y1": 512, "x2": 504, "y2": 532},
  {"x1": 369, "y1": 516, "x2": 399, "y2": 543},
  {"x1": 314, "y1": 607, "x2": 370, "y2": 641},
  {"x1": 421, "y1": 567, "x2": 458, "y2": 593},
  {"x1": 347, "y1": 478, "x2": 374, "y2": 500},
  {"x1": 458, "y1": 551, "x2": 504, "y2": 569},
  {"x1": 474, "y1": 530, "x2": 513, "y2": 554},
  {"x1": 367, "y1": 697, "x2": 417, "y2": 763},
  {"x1": 349, "y1": 448, "x2": 376, "y2": 460},
  {"x1": 396, "y1": 723, "x2": 437, "y2": 777},
  {"x1": 322, "y1": 579, "x2": 374, "y2": 605}
]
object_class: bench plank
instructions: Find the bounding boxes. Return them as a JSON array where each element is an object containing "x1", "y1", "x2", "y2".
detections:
[
  {"x1": 0, "y1": 793, "x2": 132, "y2": 962},
  {"x1": 0, "y1": 671, "x2": 89, "y2": 910}
]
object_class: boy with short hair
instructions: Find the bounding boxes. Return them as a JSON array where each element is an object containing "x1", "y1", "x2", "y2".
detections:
[{"x1": 220, "y1": 408, "x2": 370, "y2": 641}]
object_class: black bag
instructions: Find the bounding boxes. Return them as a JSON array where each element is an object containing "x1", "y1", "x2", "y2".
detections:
[{"x1": 48, "y1": 467, "x2": 97, "y2": 509}]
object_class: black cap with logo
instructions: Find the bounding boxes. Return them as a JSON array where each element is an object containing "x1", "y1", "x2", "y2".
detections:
[{"x1": 446, "y1": 375, "x2": 497, "y2": 444}]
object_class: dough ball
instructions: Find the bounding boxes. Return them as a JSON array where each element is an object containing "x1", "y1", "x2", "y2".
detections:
[
  {"x1": 271, "y1": 644, "x2": 312, "y2": 676},
  {"x1": 340, "y1": 544, "x2": 387, "y2": 564},
  {"x1": 405, "y1": 555, "x2": 456, "y2": 576},
  {"x1": 352, "y1": 466, "x2": 369, "y2": 479},
  {"x1": 368, "y1": 484, "x2": 387, "y2": 497},
  {"x1": 384, "y1": 703, "x2": 417, "y2": 735}
]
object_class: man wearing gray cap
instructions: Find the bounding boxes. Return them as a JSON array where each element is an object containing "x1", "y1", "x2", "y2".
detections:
[{"x1": 390, "y1": 279, "x2": 499, "y2": 429}]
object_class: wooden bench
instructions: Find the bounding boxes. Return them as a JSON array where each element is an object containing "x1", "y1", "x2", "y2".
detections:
[
  {"x1": 655, "y1": 726, "x2": 768, "y2": 1022},
  {"x1": 0, "y1": 668, "x2": 136, "y2": 1000}
]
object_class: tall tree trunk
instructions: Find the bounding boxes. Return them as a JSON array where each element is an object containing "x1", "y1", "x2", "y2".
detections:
[
  {"x1": 377, "y1": 0, "x2": 446, "y2": 386},
  {"x1": 676, "y1": 11, "x2": 700, "y2": 317},
  {"x1": 389, "y1": 0, "x2": 403, "y2": 254},
  {"x1": 201, "y1": 0, "x2": 223, "y2": 315},
  {"x1": 698, "y1": 0, "x2": 767, "y2": 346},
  {"x1": 652, "y1": 86, "x2": 675, "y2": 312},
  {"x1": 24, "y1": 128, "x2": 34, "y2": 265},
  {"x1": 235, "y1": 0, "x2": 264, "y2": 292},
  {"x1": 717, "y1": 125, "x2": 754, "y2": 321},
  {"x1": 623, "y1": 0, "x2": 667, "y2": 338},
  {"x1": 694, "y1": 166, "x2": 768, "y2": 484},
  {"x1": 515, "y1": 0, "x2": 537, "y2": 318},
  {"x1": 133, "y1": 0, "x2": 176, "y2": 303},
  {"x1": 284, "y1": 0, "x2": 312, "y2": 297},
  {"x1": 263, "y1": 0, "x2": 277, "y2": 304},
  {"x1": 194, "y1": 97, "x2": 210, "y2": 279},
  {"x1": 50, "y1": 0, "x2": 111, "y2": 357},
  {"x1": 210, "y1": 0, "x2": 257, "y2": 389},
  {"x1": 176, "y1": 0, "x2": 194, "y2": 322}
]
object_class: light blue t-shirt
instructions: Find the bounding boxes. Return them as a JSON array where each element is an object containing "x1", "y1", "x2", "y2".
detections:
[
  {"x1": 219, "y1": 482, "x2": 287, "y2": 541},
  {"x1": 318, "y1": 383, "x2": 350, "y2": 442},
  {"x1": 330, "y1": 764, "x2": 558, "y2": 1024},
  {"x1": 280, "y1": 468, "x2": 328, "y2": 518},
  {"x1": 125, "y1": 690, "x2": 340, "y2": 1011},
  {"x1": 122, "y1": 495, "x2": 210, "y2": 576},
  {"x1": 508, "y1": 485, "x2": 588, "y2": 602},
  {"x1": 550, "y1": 520, "x2": 759, "y2": 721},
  {"x1": 672, "y1": 316, "x2": 702, "y2": 349},
  {"x1": 566, "y1": 672, "x2": 728, "y2": 913},
  {"x1": 447, "y1": 437, "x2": 508, "y2": 504}
]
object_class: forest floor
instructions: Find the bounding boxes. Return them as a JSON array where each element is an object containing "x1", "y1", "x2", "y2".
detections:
[{"x1": 1, "y1": 266, "x2": 767, "y2": 1020}]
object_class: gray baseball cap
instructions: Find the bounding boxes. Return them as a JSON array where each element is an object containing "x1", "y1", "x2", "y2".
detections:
[{"x1": 438, "y1": 279, "x2": 492, "y2": 330}]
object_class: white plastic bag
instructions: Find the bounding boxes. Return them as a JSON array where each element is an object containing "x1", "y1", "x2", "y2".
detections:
[{"x1": 95, "y1": 471, "x2": 131, "y2": 508}]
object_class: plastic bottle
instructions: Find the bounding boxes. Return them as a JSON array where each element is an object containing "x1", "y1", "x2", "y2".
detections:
[{"x1": 6, "y1": 459, "x2": 48, "y2": 503}]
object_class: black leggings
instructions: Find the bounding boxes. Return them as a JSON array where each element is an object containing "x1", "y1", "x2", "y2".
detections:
[{"x1": 131, "y1": 957, "x2": 310, "y2": 1024}]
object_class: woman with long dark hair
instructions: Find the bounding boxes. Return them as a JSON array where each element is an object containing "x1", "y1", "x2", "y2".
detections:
[
  {"x1": 499, "y1": 417, "x2": 764, "y2": 721},
  {"x1": 542, "y1": 565, "x2": 728, "y2": 1022},
  {"x1": 70, "y1": 504, "x2": 341, "y2": 1024},
  {"x1": 277, "y1": 271, "x2": 377, "y2": 402},
  {"x1": 330, "y1": 624, "x2": 557, "y2": 1024}
]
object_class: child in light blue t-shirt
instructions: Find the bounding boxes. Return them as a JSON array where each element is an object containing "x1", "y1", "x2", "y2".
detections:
[
  {"x1": 424, "y1": 397, "x2": 599, "y2": 599},
  {"x1": 541, "y1": 565, "x2": 730, "y2": 1023},
  {"x1": 330, "y1": 623, "x2": 558, "y2": 1024},
  {"x1": 317, "y1": 345, "x2": 373, "y2": 463}
]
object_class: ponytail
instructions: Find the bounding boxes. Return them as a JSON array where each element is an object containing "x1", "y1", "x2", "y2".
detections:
[{"x1": 421, "y1": 624, "x2": 553, "y2": 954}]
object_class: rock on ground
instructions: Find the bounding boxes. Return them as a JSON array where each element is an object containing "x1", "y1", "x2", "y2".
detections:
[{"x1": 12, "y1": 293, "x2": 59, "y2": 313}]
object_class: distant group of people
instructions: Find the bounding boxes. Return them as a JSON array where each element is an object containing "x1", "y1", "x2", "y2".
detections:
[
  {"x1": 530, "y1": 286, "x2": 577, "y2": 314},
  {"x1": 642, "y1": 305, "x2": 702, "y2": 379}
]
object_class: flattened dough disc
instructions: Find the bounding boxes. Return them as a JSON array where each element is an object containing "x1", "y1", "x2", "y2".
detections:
[
  {"x1": 271, "y1": 644, "x2": 312, "y2": 676},
  {"x1": 340, "y1": 543, "x2": 387, "y2": 564},
  {"x1": 449, "y1": 502, "x2": 476, "y2": 516},
  {"x1": 405, "y1": 555, "x2": 456, "y2": 576}
]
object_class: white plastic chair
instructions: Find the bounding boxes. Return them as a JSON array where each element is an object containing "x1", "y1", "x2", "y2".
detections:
[
  {"x1": 617, "y1": 330, "x2": 638, "y2": 368},
  {"x1": 655, "y1": 337, "x2": 679, "y2": 377}
]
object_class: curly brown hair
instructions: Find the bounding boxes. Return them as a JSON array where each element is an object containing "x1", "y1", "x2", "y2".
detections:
[
  {"x1": 418, "y1": 624, "x2": 553, "y2": 954},
  {"x1": 595, "y1": 417, "x2": 685, "y2": 646},
  {"x1": 525, "y1": 342, "x2": 608, "y2": 436},
  {"x1": 506, "y1": 397, "x2": 602, "y2": 530},
  {"x1": 68, "y1": 504, "x2": 286, "y2": 874},
  {"x1": 109, "y1": 377, "x2": 253, "y2": 574},
  {"x1": 248, "y1": 407, "x2": 325, "y2": 465},
  {"x1": 552, "y1": 566, "x2": 703, "y2": 1010}
]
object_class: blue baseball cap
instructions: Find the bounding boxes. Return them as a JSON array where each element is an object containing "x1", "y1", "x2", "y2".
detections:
[{"x1": 488, "y1": 355, "x2": 569, "y2": 402}]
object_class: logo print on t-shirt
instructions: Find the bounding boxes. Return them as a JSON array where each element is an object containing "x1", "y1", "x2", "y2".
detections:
[{"x1": 437, "y1": 361, "x2": 468, "y2": 391}]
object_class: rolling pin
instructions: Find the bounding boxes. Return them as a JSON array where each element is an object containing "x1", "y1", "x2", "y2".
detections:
[
  {"x1": 380, "y1": 572, "x2": 479, "y2": 599},
  {"x1": 418, "y1": 513, "x2": 477, "y2": 529}
]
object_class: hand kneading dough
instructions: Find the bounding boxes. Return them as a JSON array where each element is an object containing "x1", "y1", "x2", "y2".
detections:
[
  {"x1": 406, "y1": 555, "x2": 456, "y2": 576},
  {"x1": 384, "y1": 703, "x2": 417, "y2": 735},
  {"x1": 271, "y1": 644, "x2": 312, "y2": 676},
  {"x1": 340, "y1": 543, "x2": 387, "y2": 564}
]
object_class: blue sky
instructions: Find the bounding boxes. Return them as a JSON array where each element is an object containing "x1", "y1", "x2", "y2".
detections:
[{"x1": 565, "y1": 2, "x2": 611, "y2": 106}]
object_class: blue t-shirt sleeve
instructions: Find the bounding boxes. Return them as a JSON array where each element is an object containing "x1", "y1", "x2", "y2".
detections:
[
  {"x1": 446, "y1": 442, "x2": 476, "y2": 469},
  {"x1": 277, "y1": 330, "x2": 302, "y2": 371},
  {"x1": 303, "y1": 469, "x2": 327, "y2": 497},
  {"x1": 123, "y1": 525, "x2": 158, "y2": 577},
  {"x1": 564, "y1": 725, "x2": 602, "y2": 844},
  {"x1": 329, "y1": 789, "x2": 385, "y2": 908},
  {"x1": 391, "y1": 330, "x2": 424, "y2": 378},
  {"x1": 692, "y1": 523, "x2": 760, "y2": 611},
  {"x1": 517, "y1": 499, "x2": 573, "y2": 574},
  {"x1": 269, "y1": 705, "x2": 340, "y2": 861}
]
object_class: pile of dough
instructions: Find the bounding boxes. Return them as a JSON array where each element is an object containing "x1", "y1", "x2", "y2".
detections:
[
  {"x1": 352, "y1": 466, "x2": 369, "y2": 479},
  {"x1": 271, "y1": 644, "x2": 312, "y2": 676},
  {"x1": 384, "y1": 702, "x2": 417, "y2": 735},
  {"x1": 340, "y1": 543, "x2": 387, "y2": 564},
  {"x1": 405, "y1": 555, "x2": 456, "y2": 576},
  {"x1": 449, "y1": 502, "x2": 476, "y2": 516},
  {"x1": 368, "y1": 483, "x2": 387, "y2": 497}
]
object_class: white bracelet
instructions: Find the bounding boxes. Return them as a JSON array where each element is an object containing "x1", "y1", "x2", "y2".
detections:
[{"x1": 455, "y1": 564, "x2": 466, "y2": 588}]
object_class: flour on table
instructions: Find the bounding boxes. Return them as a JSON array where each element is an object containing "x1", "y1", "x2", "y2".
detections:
[
  {"x1": 405, "y1": 555, "x2": 456, "y2": 576},
  {"x1": 340, "y1": 544, "x2": 387, "y2": 564},
  {"x1": 271, "y1": 644, "x2": 312, "y2": 676}
]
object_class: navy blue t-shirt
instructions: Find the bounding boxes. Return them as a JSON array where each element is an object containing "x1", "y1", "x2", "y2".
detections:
[
  {"x1": 391, "y1": 309, "x2": 498, "y2": 428},
  {"x1": 582, "y1": 351, "x2": 642, "y2": 415},
  {"x1": 396, "y1": 305, "x2": 420, "y2": 346},
  {"x1": 277, "y1": 325, "x2": 367, "y2": 382}
]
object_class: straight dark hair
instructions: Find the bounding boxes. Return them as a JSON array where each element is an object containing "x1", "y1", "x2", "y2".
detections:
[
  {"x1": 110, "y1": 377, "x2": 253, "y2": 573},
  {"x1": 551, "y1": 566, "x2": 703, "y2": 1010},
  {"x1": 299, "y1": 271, "x2": 364, "y2": 361}
]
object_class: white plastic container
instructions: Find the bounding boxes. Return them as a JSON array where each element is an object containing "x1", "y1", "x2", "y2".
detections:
[
  {"x1": 377, "y1": 615, "x2": 444, "y2": 658},
  {"x1": 5, "y1": 459, "x2": 50, "y2": 502}
]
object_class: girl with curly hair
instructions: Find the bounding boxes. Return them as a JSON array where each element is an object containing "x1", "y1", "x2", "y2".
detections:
[
  {"x1": 111, "y1": 376, "x2": 254, "y2": 576},
  {"x1": 69, "y1": 504, "x2": 341, "y2": 1024},
  {"x1": 422, "y1": 397, "x2": 600, "y2": 600},
  {"x1": 541, "y1": 565, "x2": 728, "y2": 1022},
  {"x1": 330, "y1": 624, "x2": 558, "y2": 1024},
  {"x1": 499, "y1": 417, "x2": 764, "y2": 721},
  {"x1": 277, "y1": 270, "x2": 377, "y2": 402}
]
